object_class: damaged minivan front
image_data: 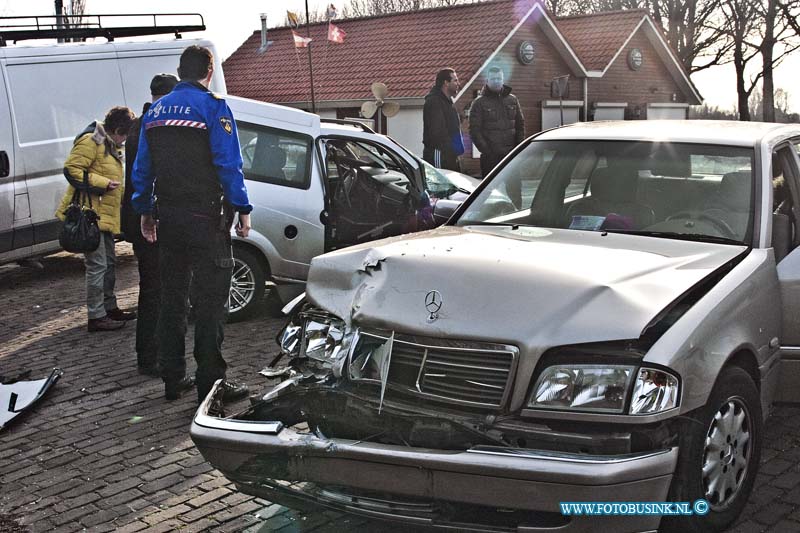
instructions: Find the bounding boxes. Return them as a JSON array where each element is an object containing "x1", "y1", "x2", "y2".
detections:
[{"x1": 191, "y1": 121, "x2": 800, "y2": 532}]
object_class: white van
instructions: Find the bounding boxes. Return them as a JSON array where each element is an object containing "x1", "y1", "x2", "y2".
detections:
[{"x1": 0, "y1": 36, "x2": 224, "y2": 265}]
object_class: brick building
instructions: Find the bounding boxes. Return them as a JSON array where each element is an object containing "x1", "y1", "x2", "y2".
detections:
[{"x1": 223, "y1": 0, "x2": 701, "y2": 176}]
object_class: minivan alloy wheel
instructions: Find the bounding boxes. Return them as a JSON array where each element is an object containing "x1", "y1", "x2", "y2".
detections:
[
  {"x1": 229, "y1": 257, "x2": 256, "y2": 313},
  {"x1": 703, "y1": 397, "x2": 751, "y2": 511}
]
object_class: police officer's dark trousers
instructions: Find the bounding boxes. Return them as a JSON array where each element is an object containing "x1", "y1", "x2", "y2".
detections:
[{"x1": 155, "y1": 206, "x2": 233, "y2": 402}]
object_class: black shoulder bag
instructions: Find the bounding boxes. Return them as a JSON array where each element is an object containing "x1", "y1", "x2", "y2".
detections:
[{"x1": 59, "y1": 171, "x2": 101, "y2": 253}]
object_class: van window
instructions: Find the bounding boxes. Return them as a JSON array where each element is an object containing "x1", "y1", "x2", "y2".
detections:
[{"x1": 238, "y1": 122, "x2": 312, "y2": 189}]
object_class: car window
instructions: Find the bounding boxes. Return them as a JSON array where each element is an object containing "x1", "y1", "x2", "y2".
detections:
[
  {"x1": 457, "y1": 140, "x2": 755, "y2": 245},
  {"x1": 238, "y1": 122, "x2": 312, "y2": 189}
]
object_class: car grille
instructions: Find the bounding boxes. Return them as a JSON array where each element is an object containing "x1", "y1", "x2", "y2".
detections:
[{"x1": 355, "y1": 331, "x2": 517, "y2": 408}]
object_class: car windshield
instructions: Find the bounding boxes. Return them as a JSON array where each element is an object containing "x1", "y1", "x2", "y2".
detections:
[
  {"x1": 456, "y1": 140, "x2": 755, "y2": 245},
  {"x1": 419, "y1": 158, "x2": 472, "y2": 198}
]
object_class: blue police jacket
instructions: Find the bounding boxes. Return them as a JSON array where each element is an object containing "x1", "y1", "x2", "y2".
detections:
[{"x1": 131, "y1": 81, "x2": 252, "y2": 215}]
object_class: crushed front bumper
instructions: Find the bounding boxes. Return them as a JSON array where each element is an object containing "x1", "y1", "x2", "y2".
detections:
[{"x1": 191, "y1": 380, "x2": 677, "y2": 532}]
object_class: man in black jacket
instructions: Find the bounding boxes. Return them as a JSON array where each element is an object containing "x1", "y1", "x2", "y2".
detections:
[
  {"x1": 122, "y1": 73, "x2": 179, "y2": 378},
  {"x1": 423, "y1": 68, "x2": 464, "y2": 171},
  {"x1": 469, "y1": 67, "x2": 525, "y2": 177}
]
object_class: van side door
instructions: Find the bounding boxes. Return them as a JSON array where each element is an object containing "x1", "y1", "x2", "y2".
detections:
[{"x1": 0, "y1": 62, "x2": 31, "y2": 260}]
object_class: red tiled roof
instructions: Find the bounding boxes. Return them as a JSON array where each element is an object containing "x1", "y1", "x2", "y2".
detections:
[
  {"x1": 222, "y1": 1, "x2": 664, "y2": 104},
  {"x1": 555, "y1": 9, "x2": 647, "y2": 71},
  {"x1": 223, "y1": 0, "x2": 537, "y2": 103}
]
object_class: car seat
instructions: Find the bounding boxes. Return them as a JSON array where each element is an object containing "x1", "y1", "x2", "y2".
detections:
[
  {"x1": 251, "y1": 136, "x2": 287, "y2": 180},
  {"x1": 565, "y1": 166, "x2": 655, "y2": 229},
  {"x1": 703, "y1": 171, "x2": 752, "y2": 239}
]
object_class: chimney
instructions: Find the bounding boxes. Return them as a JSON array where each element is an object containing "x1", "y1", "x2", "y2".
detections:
[{"x1": 258, "y1": 14, "x2": 273, "y2": 53}]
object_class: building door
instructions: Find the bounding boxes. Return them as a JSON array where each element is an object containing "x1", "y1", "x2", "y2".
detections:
[
  {"x1": 646, "y1": 104, "x2": 689, "y2": 119},
  {"x1": 541, "y1": 100, "x2": 581, "y2": 130}
]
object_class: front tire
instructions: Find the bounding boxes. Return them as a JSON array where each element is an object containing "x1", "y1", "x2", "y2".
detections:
[
  {"x1": 227, "y1": 247, "x2": 265, "y2": 322},
  {"x1": 662, "y1": 366, "x2": 762, "y2": 532}
]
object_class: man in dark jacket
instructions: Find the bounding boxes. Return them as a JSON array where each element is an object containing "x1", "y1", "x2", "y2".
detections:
[
  {"x1": 423, "y1": 68, "x2": 464, "y2": 171},
  {"x1": 132, "y1": 46, "x2": 252, "y2": 403},
  {"x1": 469, "y1": 67, "x2": 525, "y2": 177},
  {"x1": 121, "y1": 73, "x2": 178, "y2": 378}
]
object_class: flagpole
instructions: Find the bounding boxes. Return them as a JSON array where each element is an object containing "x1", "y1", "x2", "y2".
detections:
[{"x1": 305, "y1": 0, "x2": 317, "y2": 113}]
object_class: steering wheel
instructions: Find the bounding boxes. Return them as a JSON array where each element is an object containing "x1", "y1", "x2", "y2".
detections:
[{"x1": 666, "y1": 210, "x2": 737, "y2": 239}]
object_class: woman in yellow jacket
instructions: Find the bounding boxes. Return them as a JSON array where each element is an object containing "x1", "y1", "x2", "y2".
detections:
[{"x1": 56, "y1": 107, "x2": 137, "y2": 332}]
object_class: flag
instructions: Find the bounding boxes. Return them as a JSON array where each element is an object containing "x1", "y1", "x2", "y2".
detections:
[
  {"x1": 286, "y1": 11, "x2": 300, "y2": 29},
  {"x1": 328, "y1": 22, "x2": 345, "y2": 44},
  {"x1": 326, "y1": 4, "x2": 338, "y2": 20},
  {"x1": 292, "y1": 30, "x2": 312, "y2": 48}
]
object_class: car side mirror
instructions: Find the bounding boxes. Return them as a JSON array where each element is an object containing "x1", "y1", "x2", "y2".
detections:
[
  {"x1": 320, "y1": 210, "x2": 330, "y2": 225},
  {"x1": 433, "y1": 199, "x2": 461, "y2": 225}
]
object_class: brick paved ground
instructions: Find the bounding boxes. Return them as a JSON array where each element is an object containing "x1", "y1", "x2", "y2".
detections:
[{"x1": 1, "y1": 244, "x2": 800, "y2": 532}]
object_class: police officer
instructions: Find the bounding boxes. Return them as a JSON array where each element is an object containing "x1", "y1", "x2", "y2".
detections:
[{"x1": 131, "y1": 45, "x2": 252, "y2": 403}]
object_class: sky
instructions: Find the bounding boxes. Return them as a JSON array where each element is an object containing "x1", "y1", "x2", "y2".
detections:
[{"x1": 2, "y1": 0, "x2": 798, "y2": 113}]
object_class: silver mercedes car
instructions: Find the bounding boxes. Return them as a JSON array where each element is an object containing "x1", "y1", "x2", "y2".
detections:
[{"x1": 192, "y1": 120, "x2": 800, "y2": 532}]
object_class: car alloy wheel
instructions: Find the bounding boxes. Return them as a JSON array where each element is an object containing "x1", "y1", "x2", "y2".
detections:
[
  {"x1": 662, "y1": 366, "x2": 761, "y2": 533},
  {"x1": 702, "y1": 397, "x2": 752, "y2": 510},
  {"x1": 228, "y1": 247, "x2": 266, "y2": 321},
  {"x1": 229, "y1": 257, "x2": 256, "y2": 314}
]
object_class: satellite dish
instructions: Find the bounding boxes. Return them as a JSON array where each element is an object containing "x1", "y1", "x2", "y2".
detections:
[{"x1": 361, "y1": 82, "x2": 401, "y2": 129}]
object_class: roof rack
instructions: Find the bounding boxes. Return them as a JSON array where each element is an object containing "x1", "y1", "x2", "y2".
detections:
[
  {"x1": 320, "y1": 118, "x2": 376, "y2": 134},
  {"x1": 0, "y1": 13, "x2": 205, "y2": 46}
]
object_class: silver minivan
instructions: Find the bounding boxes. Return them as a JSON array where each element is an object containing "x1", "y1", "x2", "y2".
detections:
[
  {"x1": 192, "y1": 120, "x2": 800, "y2": 532},
  {"x1": 224, "y1": 96, "x2": 477, "y2": 319}
]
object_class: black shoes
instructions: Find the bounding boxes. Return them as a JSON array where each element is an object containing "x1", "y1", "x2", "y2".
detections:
[
  {"x1": 220, "y1": 380, "x2": 249, "y2": 401},
  {"x1": 88, "y1": 316, "x2": 125, "y2": 332},
  {"x1": 107, "y1": 307, "x2": 137, "y2": 321},
  {"x1": 165, "y1": 376, "x2": 196, "y2": 401}
]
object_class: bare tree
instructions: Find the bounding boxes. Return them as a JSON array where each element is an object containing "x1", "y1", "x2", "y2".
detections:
[
  {"x1": 342, "y1": 0, "x2": 483, "y2": 18},
  {"x1": 758, "y1": 0, "x2": 800, "y2": 121},
  {"x1": 719, "y1": 0, "x2": 762, "y2": 120}
]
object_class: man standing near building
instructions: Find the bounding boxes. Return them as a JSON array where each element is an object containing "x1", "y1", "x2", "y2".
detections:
[
  {"x1": 122, "y1": 73, "x2": 178, "y2": 378},
  {"x1": 469, "y1": 67, "x2": 525, "y2": 177},
  {"x1": 423, "y1": 68, "x2": 464, "y2": 171},
  {"x1": 132, "y1": 45, "x2": 251, "y2": 403}
]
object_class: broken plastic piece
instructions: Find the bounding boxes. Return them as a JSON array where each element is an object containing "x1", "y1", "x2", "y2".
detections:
[{"x1": 0, "y1": 368, "x2": 63, "y2": 430}]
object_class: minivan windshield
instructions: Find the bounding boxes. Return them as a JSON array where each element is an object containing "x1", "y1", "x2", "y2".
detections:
[{"x1": 456, "y1": 140, "x2": 755, "y2": 245}]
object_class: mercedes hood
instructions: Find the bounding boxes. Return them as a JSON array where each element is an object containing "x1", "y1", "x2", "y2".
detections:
[{"x1": 306, "y1": 226, "x2": 747, "y2": 347}]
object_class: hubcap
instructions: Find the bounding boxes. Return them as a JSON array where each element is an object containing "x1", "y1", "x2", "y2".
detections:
[
  {"x1": 702, "y1": 397, "x2": 752, "y2": 511},
  {"x1": 228, "y1": 258, "x2": 256, "y2": 314}
]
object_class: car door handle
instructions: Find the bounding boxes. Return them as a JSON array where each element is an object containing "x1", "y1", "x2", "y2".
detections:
[{"x1": 0, "y1": 151, "x2": 9, "y2": 178}]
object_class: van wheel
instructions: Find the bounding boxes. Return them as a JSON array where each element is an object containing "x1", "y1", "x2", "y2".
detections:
[
  {"x1": 661, "y1": 366, "x2": 761, "y2": 533},
  {"x1": 227, "y1": 247, "x2": 265, "y2": 322}
]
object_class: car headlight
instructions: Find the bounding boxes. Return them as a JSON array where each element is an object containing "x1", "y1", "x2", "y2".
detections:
[
  {"x1": 629, "y1": 368, "x2": 679, "y2": 415},
  {"x1": 277, "y1": 309, "x2": 349, "y2": 366},
  {"x1": 299, "y1": 312, "x2": 346, "y2": 364},
  {"x1": 528, "y1": 365, "x2": 635, "y2": 413}
]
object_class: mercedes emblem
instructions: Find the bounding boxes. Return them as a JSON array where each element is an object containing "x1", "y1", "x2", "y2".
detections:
[{"x1": 425, "y1": 290, "x2": 443, "y2": 322}]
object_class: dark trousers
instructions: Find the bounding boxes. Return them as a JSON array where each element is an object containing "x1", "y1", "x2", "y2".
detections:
[
  {"x1": 156, "y1": 207, "x2": 233, "y2": 401},
  {"x1": 480, "y1": 152, "x2": 505, "y2": 178},
  {"x1": 133, "y1": 241, "x2": 160, "y2": 369},
  {"x1": 423, "y1": 146, "x2": 461, "y2": 172}
]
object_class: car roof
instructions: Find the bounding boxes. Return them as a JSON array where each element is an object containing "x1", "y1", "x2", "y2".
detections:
[{"x1": 535, "y1": 120, "x2": 800, "y2": 147}]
